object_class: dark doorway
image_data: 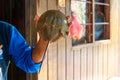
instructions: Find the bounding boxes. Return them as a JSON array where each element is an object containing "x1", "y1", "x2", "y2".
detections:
[{"x1": 0, "y1": 0, "x2": 26, "y2": 80}]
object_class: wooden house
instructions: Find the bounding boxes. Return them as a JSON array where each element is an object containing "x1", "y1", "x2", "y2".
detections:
[{"x1": 0, "y1": 0, "x2": 120, "y2": 80}]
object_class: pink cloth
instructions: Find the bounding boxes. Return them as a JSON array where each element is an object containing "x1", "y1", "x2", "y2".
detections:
[{"x1": 68, "y1": 12, "x2": 83, "y2": 40}]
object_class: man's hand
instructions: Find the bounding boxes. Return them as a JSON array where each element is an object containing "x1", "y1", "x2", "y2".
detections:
[
  {"x1": 32, "y1": 31, "x2": 49, "y2": 63},
  {"x1": 34, "y1": 14, "x2": 40, "y2": 26},
  {"x1": 31, "y1": 15, "x2": 72, "y2": 64},
  {"x1": 0, "y1": 45, "x2": 3, "y2": 49}
]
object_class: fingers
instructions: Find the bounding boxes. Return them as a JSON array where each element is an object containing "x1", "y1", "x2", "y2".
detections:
[
  {"x1": 38, "y1": 30, "x2": 43, "y2": 38},
  {"x1": 0, "y1": 45, "x2": 3, "y2": 49},
  {"x1": 66, "y1": 15, "x2": 72, "y2": 27},
  {"x1": 66, "y1": 16, "x2": 71, "y2": 20},
  {"x1": 66, "y1": 16, "x2": 71, "y2": 23},
  {"x1": 34, "y1": 14, "x2": 40, "y2": 25},
  {"x1": 68, "y1": 21, "x2": 72, "y2": 27}
]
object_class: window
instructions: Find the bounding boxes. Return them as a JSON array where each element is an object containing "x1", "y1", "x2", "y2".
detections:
[{"x1": 71, "y1": 0, "x2": 110, "y2": 46}]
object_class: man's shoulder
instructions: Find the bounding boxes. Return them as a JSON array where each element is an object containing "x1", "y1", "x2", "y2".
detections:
[
  {"x1": 0, "y1": 21, "x2": 13, "y2": 28},
  {"x1": 0, "y1": 21, "x2": 15, "y2": 32}
]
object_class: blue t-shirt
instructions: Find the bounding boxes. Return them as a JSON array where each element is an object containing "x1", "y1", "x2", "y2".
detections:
[{"x1": 0, "y1": 21, "x2": 42, "y2": 80}]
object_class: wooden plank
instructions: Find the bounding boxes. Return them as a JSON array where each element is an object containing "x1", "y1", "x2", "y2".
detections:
[
  {"x1": 66, "y1": 46, "x2": 73, "y2": 80},
  {"x1": 29, "y1": 0, "x2": 37, "y2": 45},
  {"x1": 66, "y1": 1, "x2": 73, "y2": 77},
  {"x1": 102, "y1": 44, "x2": 108, "y2": 80},
  {"x1": 25, "y1": 0, "x2": 31, "y2": 43},
  {"x1": 106, "y1": 43, "x2": 118, "y2": 79},
  {"x1": 48, "y1": 0, "x2": 57, "y2": 10},
  {"x1": 58, "y1": 38, "x2": 66, "y2": 80},
  {"x1": 93, "y1": 45, "x2": 99, "y2": 80},
  {"x1": 81, "y1": 48, "x2": 87, "y2": 80},
  {"x1": 111, "y1": 0, "x2": 118, "y2": 75},
  {"x1": 118, "y1": 0, "x2": 120, "y2": 75},
  {"x1": 57, "y1": 1, "x2": 66, "y2": 80},
  {"x1": 38, "y1": 51, "x2": 48, "y2": 80},
  {"x1": 98, "y1": 44, "x2": 103, "y2": 80},
  {"x1": 48, "y1": 43, "x2": 58, "y2": 80},
  {"x1": 66, "y1": 0, "x2": 73, "y2": 75},
  {"x1": 37, "y1": 0, "x2": 47, "y2": 15},
  {"x1": 107, "y1": 43, "x2": 118, "y2": 79},
  {"x1": 66, "y1": 2, "x2": 73, "y2": 78},
  {"x1": 73, "y1": 50, "x2": 81, "y2": 80},
  {"x1": 87, "y1": 46, "x2": 93, "y2": 80},
  {"x1": 65, "y1": 0, "x2": 71, "y2": 16}
]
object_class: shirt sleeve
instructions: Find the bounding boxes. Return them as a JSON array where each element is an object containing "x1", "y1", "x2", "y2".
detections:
[{"x1": 8, "y1": 26, "x2": 42, "y2": 73}]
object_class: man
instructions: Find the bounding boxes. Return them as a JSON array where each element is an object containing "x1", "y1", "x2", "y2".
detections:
[
  {"x1": 0, "y1": 10, "x2": 75, "y2": 80},
  {"x1": 0, "y1": 21, "x2": 49, "y2": 80}
]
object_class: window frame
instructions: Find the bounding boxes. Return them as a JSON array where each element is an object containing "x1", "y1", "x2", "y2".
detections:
[{"x1": 71, "y1": 0, "x2": 111, "y2": 47}]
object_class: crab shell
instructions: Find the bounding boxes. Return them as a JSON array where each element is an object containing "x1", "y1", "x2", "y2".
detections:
[{"x1": 37, "y1": 10, "x2": 69, "y2": 42}]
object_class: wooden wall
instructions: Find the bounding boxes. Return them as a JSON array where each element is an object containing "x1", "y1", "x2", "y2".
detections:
[{"x1": 37, "y1": 0, "x2": 120, "y2": 80}]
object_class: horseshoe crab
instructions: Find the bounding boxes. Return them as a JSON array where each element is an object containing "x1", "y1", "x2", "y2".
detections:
[{"x1": 37, "y1": 10, "x2": 69, "y2": 42}]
